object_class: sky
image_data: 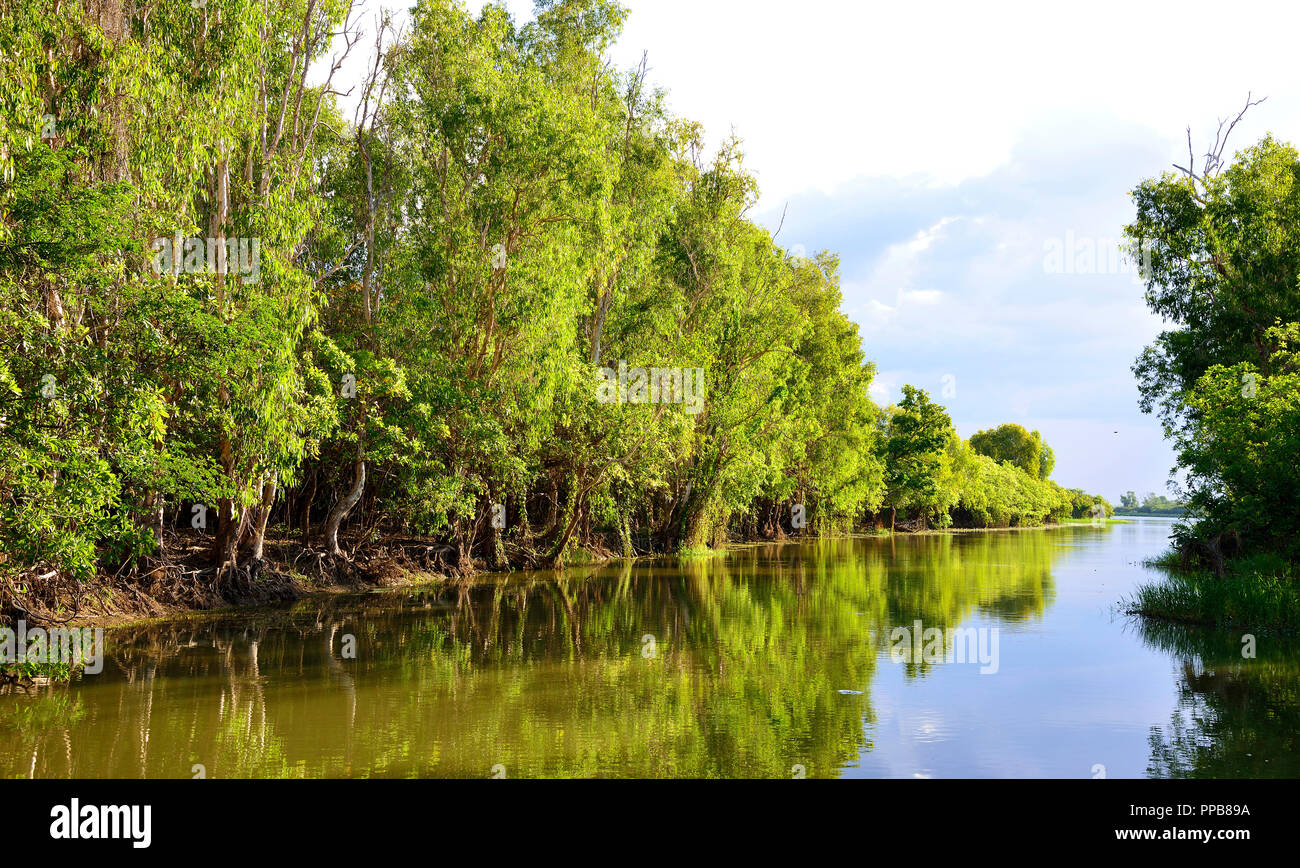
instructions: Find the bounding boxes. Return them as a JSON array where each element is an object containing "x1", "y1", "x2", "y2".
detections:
[{"x1": 322, "y1": 0, "x2": 1300, "y2": 500}]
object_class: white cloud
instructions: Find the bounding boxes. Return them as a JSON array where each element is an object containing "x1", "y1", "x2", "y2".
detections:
[{"x1": 898, "y1": 289, "x2": 943, "y2": 306}]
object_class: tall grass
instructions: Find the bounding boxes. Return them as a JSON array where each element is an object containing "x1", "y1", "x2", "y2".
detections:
[{"x1": 1129, "y1": 552, "x2": 1300, "y2": 632}]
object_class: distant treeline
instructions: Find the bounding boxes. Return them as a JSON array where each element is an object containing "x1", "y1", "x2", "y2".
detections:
[
  {"x1": 1114, "y1": 492, "x2": 1187, "y2": 517},
  {"x1": 0, "y1": 0, "x2": 1108, "y2": 620}
]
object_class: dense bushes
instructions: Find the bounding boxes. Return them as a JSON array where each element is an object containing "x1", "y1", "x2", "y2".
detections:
[{"x1": 949, "y1": 439, "x2": 1072, "y2": 528}]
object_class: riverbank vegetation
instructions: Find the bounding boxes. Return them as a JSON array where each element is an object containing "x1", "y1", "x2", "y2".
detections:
[
  {"x1": 0, "y1": 0, "x2": 1108, "y2": 625},
  {"x1": 1125, "y1": 102, "x2": 1300, "y2": 630},
  {"x1": 1133, "y1": 552, "x2": 1300, "y2": 633}
]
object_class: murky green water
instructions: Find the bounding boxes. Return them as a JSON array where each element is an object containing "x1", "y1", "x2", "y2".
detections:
[{"x1": 2, "y1": 518, "x2": 1296, "y2": 778}]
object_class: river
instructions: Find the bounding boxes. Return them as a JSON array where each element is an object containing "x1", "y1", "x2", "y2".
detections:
[{"x1": 2, "y1": 516, "x2": 1296, "y2": 778}]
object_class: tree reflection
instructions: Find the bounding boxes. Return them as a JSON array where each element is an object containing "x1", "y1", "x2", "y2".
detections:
[
  {"x1": 1, "y1": 533, "x2": 1062, "y2": 778},
  {"x1": 1138, "y1": 620, "x2": 1300, "y2": 778}
]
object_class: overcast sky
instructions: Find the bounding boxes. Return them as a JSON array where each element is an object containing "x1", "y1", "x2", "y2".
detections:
[{"x1": 327, "y1": 0, "x2": 1300, "y2": 500}]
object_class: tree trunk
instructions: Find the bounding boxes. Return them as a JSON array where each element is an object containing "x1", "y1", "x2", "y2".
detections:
[
  {"x1": 215, "y1": 505, "x2": 248, "y2": 580},
  {"x1": 517, "y1": 490, "x2": 533, "y2": 545},
  {"x1": 212, "y1": 391, "x2": 240, "y2": 573},
  {"x1": 676, "y1": 468, "x2": 724, "y2": 551},
  {"x1": 325, "y1": 443, "x2": 366, "y2": 558},
  {"x1": 210, "y1": 152, "x2": 234, "y2": 570},
  {"x1": 300, "y1": 469, "x2": 317, "y2": 547},
  {"x1": 489, "y1": 525, "x2": 507, "y2": 570},
  {"x1": 547, "y1": 473, "x2": 583, "y2": 568},
  {"x1": 248, "y1": 477, "x2": 277, "y2": 561},
  {"x1": 616, "y1": 506, "x2": 633, "y2": 558},
  {"x1": 676, "y1": 484, "x2": 711, "y2": 551},
  {"x1": 543, "y1": 474, "x2": 560, "y2": 538},
  {"x1": 487, "y1": 495, "x2": 507, "y2": 570}
]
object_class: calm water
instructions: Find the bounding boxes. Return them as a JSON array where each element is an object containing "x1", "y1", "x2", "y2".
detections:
[{"x1": 2, "y1": 517, "x2": 1296, "y2": 778}]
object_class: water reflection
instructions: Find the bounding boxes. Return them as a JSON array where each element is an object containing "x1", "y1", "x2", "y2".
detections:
[
  {"x1": 1137, "y1": 620, "x2": 1300, "y2": 778},
  {"x1": 1, "y1": 527, "x2": 1291, "y2": 778}
]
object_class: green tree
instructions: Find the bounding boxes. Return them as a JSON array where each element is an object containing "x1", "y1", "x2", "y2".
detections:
[
  {"x1": 1125, "y1": 127, "x2": 1300, "y2": 557},
  {"x1": 882, "y1": 386, "x2": 955, "y2": 530},
  {"x1": 969, "y1": 423, "x2": 1052, "y2": 480}
]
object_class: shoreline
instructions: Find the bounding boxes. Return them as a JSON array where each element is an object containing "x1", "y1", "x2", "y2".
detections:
[
  {"x1": 6, "y1": 519, "x2": 1233, "y2": 689},
  {"x1": 20, "y1": 519, "x2": 1128, "y2": 634}
]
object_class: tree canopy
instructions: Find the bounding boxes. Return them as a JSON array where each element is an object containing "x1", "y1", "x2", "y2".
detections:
[
  {"x1": 0, "y1": 0, "x2": 1107, "y2": 620},
  {"x1": 1126, "y1": 126, "x2": 1300, "y2": 560}
]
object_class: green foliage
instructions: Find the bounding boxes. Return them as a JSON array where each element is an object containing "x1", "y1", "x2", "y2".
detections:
[
  {"x1": 881, "y1": 386, "x2": 954, "y2": 526},
  {"x1": 1062, "y1": 488, "x2": 1113, "y2": 520},
  {"x1": 0, "y1": 0, "x2": 1109, "y2": 605},
  {"x1": 1126, "y1": 134, "x2": 1300, "y2": 561},
  {"x1": 948, "y1": 438, "x2": 1072, "y2": 528},
  {"x1": 969, "y1": 423, "x2": 1053, "y2": 480},
  {"x1": 1175, "y1": 322, "x2": 1300, "y2": 554},
  {"x1": 1131, "y1": 553, "x2": 1300, "y2": 632}
]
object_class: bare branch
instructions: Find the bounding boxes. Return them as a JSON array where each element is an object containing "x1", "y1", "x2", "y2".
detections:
[
  {"x1": 1172, "y1": 93, "x2": 1266, "y2": 203},
  {"x1": 1204, "y1": 92, "x2": 1267, "y2": 176}
]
